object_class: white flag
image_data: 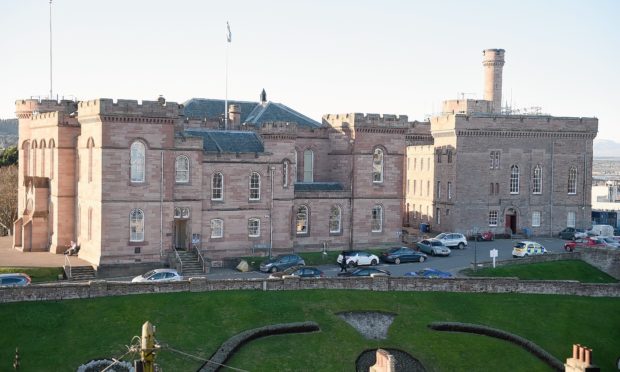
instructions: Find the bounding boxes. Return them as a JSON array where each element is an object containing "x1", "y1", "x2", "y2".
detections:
[{"x1": 226, "y1": 21, "x2": 232, "y2": 43}]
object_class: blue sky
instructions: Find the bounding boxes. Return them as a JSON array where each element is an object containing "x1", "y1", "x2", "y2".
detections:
[{"x1": 1, "y1": 0, "x2": 618, "y2": 140}]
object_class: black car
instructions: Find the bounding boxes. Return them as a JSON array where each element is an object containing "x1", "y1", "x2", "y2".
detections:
[
  {"x1": 558, "y1": 227, "x2": 586, "y2": 240},
  {"x1": 259, "y1": 254, "x2": 305, "y2": 273},
  {"x1": 380, "y1": 247, "x2": 427, "y2": 264},
  {"x1": 338, "y1": 268, "x2": 391, "y2": 277},
  {"x1": 269, "y1": 266, "x2": 324, "y2": 278}
]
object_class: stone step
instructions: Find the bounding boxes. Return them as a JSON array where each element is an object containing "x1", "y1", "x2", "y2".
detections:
[{"x1": 66, "y1": 266, "x2": 96, "y2": 280}]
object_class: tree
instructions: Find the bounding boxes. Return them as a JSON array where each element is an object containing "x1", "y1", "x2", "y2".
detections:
[
  {"x1": 0, "y1": 165, "x2": 18, "y2": 236},
  {"x1": 0, "y1": 146, "x2": 18, "y2": 166}
]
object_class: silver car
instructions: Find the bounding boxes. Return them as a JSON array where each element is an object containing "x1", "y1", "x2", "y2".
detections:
[
  {"x1": 132, "y1": 269, "x2": 183, "y2": 282},
  {"x1": 416, "y1": 239, "x2": 451, "y2": 256}
]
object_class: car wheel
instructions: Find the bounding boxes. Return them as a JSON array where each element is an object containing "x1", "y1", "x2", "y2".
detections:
[
  {"x1": 371, "y1": 259, "x2": 378, "y2": 266},
  {"x1": 431, "y1": 250, "x2": 436, "y2": 256},
  {"x1": 347, "y1": 261, "x2": 355, "y2": 268},
  {"x1": 458, "y1": 243, "x2": 465, "y2": 250},
  {"x1": 270, "y1": 266, "x2": 278, "y2": 273},
  {"x1": 394, "y1": 258, "x2": 401, "y2": 265},
  {"x1": 512, "y1": 255, "x2": 518, "y2": 258},
  {"x1": 419, "y1": 256, "x2": 425, "y2": 263}
]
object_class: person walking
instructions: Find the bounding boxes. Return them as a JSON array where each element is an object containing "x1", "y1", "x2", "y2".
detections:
[{"x1": 339, "y1": 251, "x2": 348, "y2": 272}]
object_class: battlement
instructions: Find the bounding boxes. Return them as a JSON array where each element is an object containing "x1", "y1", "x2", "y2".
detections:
[
  {"x1": 323, "y1": 113, "x2": 414, "y2": 129},
  {"x1": 257, "y1": 121, "x2": 300, "y2": 133},
  {"x1": 443, "y1": 99, "x2": 492, "y2": 115},
  {"x1": 30, "y1": 111, "x2": 78, "y2": 126},
  {"x1": 15, "y1": 99, "x2": 78, "y2": 118},
  {"x1": 77, "y1": 98, "x2": 181, "y2": 118}
]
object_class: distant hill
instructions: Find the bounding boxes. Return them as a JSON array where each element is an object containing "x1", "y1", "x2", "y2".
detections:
[
  {"x1": 594, "y1": 139, "x2": 620, "y2": 158},
  {"x1": 0, "y1": 119, "x2": 18, "y2": 149}
]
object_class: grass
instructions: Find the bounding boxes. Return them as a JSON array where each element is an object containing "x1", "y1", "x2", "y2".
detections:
[
  {"x1": 462, "y1": 260, "x2": 619, "y2": 283},
  {"x1": 0, "y1": 290, "x2": 619, "y2": 371},
  {"x1": 0, "y1": 267, "x2": 63, "y2": 283},
  {"x1": 241, "y1": 248, "x2": 387, "y2": 269}
]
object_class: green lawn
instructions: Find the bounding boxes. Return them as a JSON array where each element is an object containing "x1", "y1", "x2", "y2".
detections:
[
  {"x1": 1, "y1": 290, "x2": 619, "y2": 371},
  {"x1": 0, "y1": 267, "x2": 63, "y2": 283},
  {"x1": 462, "y1": 260, "x2": 618, "y2": 283}
]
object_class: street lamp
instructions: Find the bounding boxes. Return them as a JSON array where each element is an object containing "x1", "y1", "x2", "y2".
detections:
[{"x1": 473, "y1": 226, "x2": 478, "y2": 271}]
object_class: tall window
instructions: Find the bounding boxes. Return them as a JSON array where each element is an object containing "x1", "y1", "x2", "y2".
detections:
[
  {"x1": 130, "y1": 209, "x2": 144, "y2": 242},
  {"x1": 567, "y1": 211, "x2": 576, "y2": 228},
  {"x1": 211, "y1": 219, "x2": 223, "y2": 238},
  {"x1": 448, "y1": 182, "x2": 452, "y2": 199},
  {"x1": 88, "y1": 207, "x2": 93, "y2": 240},
  {"x1": 32, "y1": 140, "x2": 37, "y2": 177},
  {"x1": 436, "y1": 208, "x2": 441, "y2": 225},
  {"x1": 421, "y1": 158, "x2": 424, "y2": 170},
  {"x1": 40, "y1": 139, "x2": 46, "y2": 177},
  {"x1": 175, "y1": 155, "x2": 190, "y2": 183},
  {"x1": 447, "y1": 150, "x2": 453, "y2": 163},
  {"x1": 303, "y1": 149, "x2": 314, "y2": 182},
  {"x1": 413, "y1": 180, "x2": 417, "y2": 195},
  {"x1": 87, "y1": 138, "x2": 94, "y2": 183},
  {"x1": 437, "y1": 181, "x2": 441, "y2": 198},
  {"x1": 490, "y1": 151, "x2": 500, "y2": 169},
  {"x1": 211, "y1": 173, "x2": 223, "y2": 200},
  {"x1": 427, "y1": 180, "x2": 430, "y2": 196},
  {"x1": 130, "y1": 141, "x2": 145, "y2": 183},
  {"x1": 495, "y1": 183, "x2": 499, "y2": 195},
  {"x1": 510, "y1": 165, "x2": 519, "y2": 194},
  {"x1": 414, "y1": 158, "x2": 417, "y2": 170},
  {"x1": 283, "y1": 160, "x2": 289, "y2": 187},
  {"x1": 249, "y1": 172, "x2": 260, "y2": 200},
  {"x1": 371, "y1": 205, "x2": 383, "y2": 232},
  {"x1": 436, "y1": 149, "x2": 442, "y2": 163},
  {"x1": 532, "y1": 164, "x2": 542, "y2": 194},
  {"x1": 568, "y1": 167, "x2": 577, "y2": 194},
  {"x1": 490, "y1": 183, "x2": 494, "y2": 195},
  {"x1": 49, "y1": 139, "x2": 55, "y2": 179},
  {"x1": 329, "y1": 205, "x2": 341, "y2": 233},
  {"x1": 488, "y1": 210, "x2": 498, "y2": 226},
  {"x1": 532, "y1": 211, "x2": 541, "y2": 227},
  {"x1": 296, "y1": 205, "x2": 309, "y2": 235},
  {"x1": 373, "y1": 148, "x2": 384, "y2": 183},
  {"x1": 427, "y1": 157, "x2": 430, "y2": 171},
  {"x1": 248, "y1": 218, "x2": 260, "y2": 237}
]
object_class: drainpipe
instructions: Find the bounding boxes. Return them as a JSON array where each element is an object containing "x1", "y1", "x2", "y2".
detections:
[
  {"x1": 349, "y1": 139, "x2": 355, "y2": 249},
  {"x1": 549, "y1": 141, "x2": 554, "y2": 236},
  {"x1": 269, "y1": 165, "x2": 274, "y2": 258},
  {"x1": 160, "y1": 151, "x2": 164, "y2": 257}
]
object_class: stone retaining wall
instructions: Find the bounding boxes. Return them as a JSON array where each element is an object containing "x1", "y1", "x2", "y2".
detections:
[{"x1": 1, "y1": 276, "x2": 618, "y2": 304}]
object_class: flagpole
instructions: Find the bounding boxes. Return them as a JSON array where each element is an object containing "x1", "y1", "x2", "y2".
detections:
[
  {"x1": 224, "y1": 21, "x2": 231, "y2": 130},
  {"x1": 49, "y1": 0, "x2": 53, "y2": 99}
]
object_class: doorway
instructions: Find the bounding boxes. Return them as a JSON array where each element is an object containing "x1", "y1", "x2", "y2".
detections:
[
  {"x1": 505, "y1": 209, "x2": 517, "y2": 234},
  {"x1": 175, "y1": 220, "x2": 188, "y2": 250}
]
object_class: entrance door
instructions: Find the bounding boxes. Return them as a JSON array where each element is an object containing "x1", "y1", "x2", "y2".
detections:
[
  {"x1": 505, "y1": 212, "x2": 517, "y2": 234},
  {"x1": 175, "y1": 220, "x2": 187, "y2": 250}
]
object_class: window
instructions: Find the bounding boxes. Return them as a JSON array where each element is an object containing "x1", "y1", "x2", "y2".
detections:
[
  {"x1": 421, "y1": 158, "x2": 424, "y2": 170},
  {"x1": 283, "y1": 160, "x2": 289, "y2": 187},
  {"x1": 296, "y1": 205, "x2": 309, "y2": 235},
  {"x1": 373, "y1": 148, "x2": 384, "y2": 183},
  {"x1": 427, "y1": 157, "x2": 430, "y2": 171},
  {"x1": 532, "y1": 211, "x2": 541, "y2": 227},
  {"x1": 249, "y1": 172, "x2": 260, "y2": 200},
  {"x1": 49, "y1": 139, "x2": 55, "y2": 179},
  {"x1": 88, "y1": 207, "x2": 92, "y2": 240},
  {"x1": 87, "y1": 138, "x2": 94, "y2": 183},
  {"x1": 248, "y1": 218, "x2": 260, "y2": 237},
  {"x1": 568, "y1": 167, "x2": 577, "y2": 194},
  {"x1": 329, "y1": 205, "x2": 341, "y2": 233},
  {"x1": 490, "y1": 151, "x2": 500, "y2": 169},
  {"x1": 211, "y1": 219, "x2": 223, "y2": 238},
  {"x1": 495, "y1": 183, "x2": 499, "y2": 195},
  {"x1": 427, "y1": 180, "x2": 430, "y2": 196},
  {"x1": 212, "y1": 173, "x2": 223, "y2": 200},
  {"x1": 436, "y1": 149, "x2": 442, "y2": 163},
  {"x1": 490, "y1": 183, "x2": 494, "y2": 195},
  {"x1": 40, "y1": 139, "x2": 46, "y2": 177},
  {"x1": 510, "y1": 165, "x2": 519, "y2": 194},
  {"x1": 488, "y1": 210, "x2": 498, "y2": 226},
  {"x1": 567, "y1": 211, "x2": 576, "y2": 228},
  {"x1": 448, "y1": 182, "x2": 452, "y2": 199},
  {"x1": 436, "y1": 208, "x2": 441, "y2": 225},
  {"x1": 175, "y1": 155, "x2": 189, "y2": 183},
  {"x1": 413, "y1": 180, "x2": 417, "y2": 195},
  {"x1": 130, "y1": 209, "x2": 144, "y2": 242},
  {"x1": 447, "y1": 150, "x2": 453, "y2": 163},
  {"x1": 371, "y1": 205, "x2": 383, "y2": 232},
  {"x1": 130, "y1": 141, "x2": 145, "y2": 183},
  {"x1": 533, "y1": 164, "x2": 542, "y2": 194},
  {"x1": 32, "y1": 140, "x2": 37, "y2": 177},
  {"x1": 437, "y1": 181, "x2": 441, "y2": 198},
  {"x1": 303, "y1": 149, "x2": 314, "y2": 182},
  {"x1": 414, "y1": 158, "x2": 417, "y2": 170}
]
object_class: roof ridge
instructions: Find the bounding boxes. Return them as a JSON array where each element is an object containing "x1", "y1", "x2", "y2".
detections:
[{"x1": 272, "y1": 102, "x2": 321, "y2": 127}]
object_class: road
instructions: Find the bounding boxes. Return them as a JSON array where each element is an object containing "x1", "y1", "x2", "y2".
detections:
[{"x1": 204, "y1": 237, "x2": 569, "y2": 280}]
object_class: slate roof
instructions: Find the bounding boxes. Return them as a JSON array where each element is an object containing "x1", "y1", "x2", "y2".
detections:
[
  {"x1": 184, "y1": 129, "x2": 264, "y2": 153},
  {"x1": 294, "y1": 182, "x2": 345, "y2": 192},
  {"x1": 182, "y1": 98, "x2": 321, "y2": 128}
]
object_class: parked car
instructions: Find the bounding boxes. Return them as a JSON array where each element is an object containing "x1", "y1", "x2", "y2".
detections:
[
  {"x1": 434, "y1": 233, "x2": 468, "y2": 249},
  {"x1": 472, "y1": 231, "x2": 495, "y2": 241},
  {"x1": 380, "y1": 247, "x2": 427, "y2": 264},
  {"x1": 564, "y1": 237, "x2": 607, "y2": 252},
  {"x1": 337, "y1": 251, "x2": 380, "y2": 267},
  {"x1": 558, "y1": 227, "x2": 587, "y2": 240},
  {"x1": 404, "y1": 268, "x2": 454, "y2": 278},
  {"x1": 589, "y1": 224, "x2": 614, "y2": 237},
  {"x1": 598, "y1": 236, "x2": 620, "y2": 248},
  {"x1": 338, "y1": 268, "x2": 391, "y2": 277},
  {"x1": 132, "y1": 269, "x2": 183, "y2": 282},
  {"x1": 0, "y1": 273, "x2": 31, "y2": 287},
  {"x1": 269, "y1": 266, "x2": 324, "y2": 279},
  {"x1": 512, "y1": 241, "x2": 547, "y2": 258},
  {"x1": 416, "y1": 239, "x2": 451, "y2": 256},
  {"x1": 259, "y1": 254, "x2": 305, "y2": 273}
]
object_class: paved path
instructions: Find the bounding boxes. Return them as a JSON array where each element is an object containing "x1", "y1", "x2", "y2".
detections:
[{"x1": 0, "y1": 236, "x2": 90, "y2": 268}]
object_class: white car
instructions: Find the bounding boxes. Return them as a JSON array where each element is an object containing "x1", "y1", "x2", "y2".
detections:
[
  {"x1": 132, "y1": 269, "x2": 183, "y2": 282},
  {"x1": 598, "y1": 236, "x2": 620, "y2": 248},
  {"x1": 337, "y1": 251, "x2": 380, "y2": 267},
  {"x1": 434, "y1": 233, "x2": 468, "y2": 249}
]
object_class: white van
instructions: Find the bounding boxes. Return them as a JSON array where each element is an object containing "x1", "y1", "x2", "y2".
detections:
[{"x1": 589, "y1": 224, "x2": 614, "y2": 237}]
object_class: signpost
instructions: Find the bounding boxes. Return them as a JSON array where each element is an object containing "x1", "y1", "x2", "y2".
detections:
[{"x1": 490, "y1": 248, "x2": 498, "y2": 268}]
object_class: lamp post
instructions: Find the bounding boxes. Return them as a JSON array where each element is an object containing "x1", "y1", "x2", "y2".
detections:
[{"x1": 473, "y1": 226, "x2": 478, "y2": 271}]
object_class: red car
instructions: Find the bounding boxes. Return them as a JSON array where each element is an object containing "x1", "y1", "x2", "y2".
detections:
[{"x1": 563, "y1": 237, "x2": 606, "y2": 252}]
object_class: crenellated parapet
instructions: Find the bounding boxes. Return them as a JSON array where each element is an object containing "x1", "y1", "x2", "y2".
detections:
[
  {"x1": 30, "y1": 111, "x2": 79, "y2": 127},
  {"x1": 77, "y1": 98, "x2": 181, "y2": 119},
  {"x1": 15, "y1": 99, "x2": 78, "y2": 119},
  {"x1": 323, "y1": 113, "x2": 414, "y2": 129}
]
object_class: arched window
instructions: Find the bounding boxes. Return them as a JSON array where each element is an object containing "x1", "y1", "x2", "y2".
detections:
[
  {"x1": 248, "y1": 218, "x2": 260, "y2": 237},
  {"x1": 532, "y1": 164, "x2": 542, "y2": 194},
  {"x1": 373, "y1": 148, "x2": 384, "y2": 183},
  {"x1": 303, "y1": 149, "x2": 314, "y2": 182},
  {"x1": 212, "y1": 172, "x2": 223, "y2": 200},
  {"x1": 175, "y1": 155, "x2": 190, "y2": 183},
  {"x1": 32, "y1": 140, "x2": 37, "y2": 177},
  {"x1": 129, "y1": 209, "x2": 144, "y2": 242},
  {"x1": 130, "y1": 141, "x2": 145, "y2": 183},
  {"x1": 40, "y1": 139, "x2": 46, "y2": 177},
  {"x1": 22, "y1": 141, "x2": 30, "y2": 177},
  {"x1": 87, "y1": 138, "x2": 94, "y2": 183},
  {"x1": 282, "y1": 160, "x2": 289, "y2": 187},
  {"x1": 568, "y1": 167, "x2": 577, "y2": 194},
  {"x1": 249, "y1": 172, "x2": 260, "y2": 200},
  {"x1": 329, "y1": 205, "x2": 341, "y2": 233},
  {"x1": 49, "y1": 139, "x2": 55, "y2": 179},
  {"x1": 296, "y1": 205, "x2": 309, "y2": 235},
  {"x1": 371, "y1": 205, "x2": 383, "y2": 232},
  {"x1": 211, "y1": 219, "x2": 223, "y2": 238},
  {"x1": 510, "y1": 165, "x2": 519, "y2": 194},
  {"x1": 88, "y1": 207, "x2": 93, "y2": 240}
]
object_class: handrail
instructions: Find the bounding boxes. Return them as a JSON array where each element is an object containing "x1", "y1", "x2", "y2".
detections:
[
  {"x1": 173, "y1": 249, "x2": 183, "y2": 274},
  {"x1": 64, "y1": 255, "x2": 72, "y2": 279},
  {"x1": 193, "y1": 245, "x2": 207, "y2": 274}
]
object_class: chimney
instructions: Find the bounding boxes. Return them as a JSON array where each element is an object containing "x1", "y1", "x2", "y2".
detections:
[
  {"x1": 228, "y1": 104, "x2": 241, "y2": 129},
  {"x1": 482, "y1": 49, "x2": 505, "y2": 114}
]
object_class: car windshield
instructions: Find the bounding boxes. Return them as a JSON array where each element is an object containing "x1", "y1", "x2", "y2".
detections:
[
  {"x1": 435, "y1": 233, "x2": 447, "y2": 239},
  {"x1": 142, "y1": 270, "x2": 156, "y2": 278},
  {"x1": 514, "y1": 242, "x2": 526, "y2": 248},
  {"x1": 387, "y1": 248, "x2": 400, "y2": 253},
  {"x1": 431, "y1": 241, "x2": 443, "y2": 246}
]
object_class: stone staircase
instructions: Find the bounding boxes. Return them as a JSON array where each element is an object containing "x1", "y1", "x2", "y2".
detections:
[
  {"x1": 66, "y1": 265, "x2": 97, "y2": 281},
  {"x1": 175, "y1": 249, "x2": 206, "y2": 277}
]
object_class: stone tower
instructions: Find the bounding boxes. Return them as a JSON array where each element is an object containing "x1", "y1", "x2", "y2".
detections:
[{"x1": 482, "y1": 48, "x2": 505, "y2": 113}]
